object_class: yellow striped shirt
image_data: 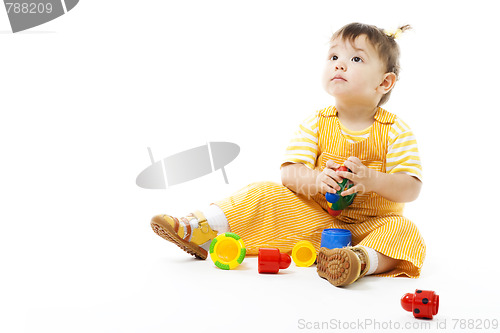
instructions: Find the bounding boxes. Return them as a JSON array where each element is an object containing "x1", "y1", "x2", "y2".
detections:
[{"x1": 283, "y1": 110, "x2": 423, "y2": 181}]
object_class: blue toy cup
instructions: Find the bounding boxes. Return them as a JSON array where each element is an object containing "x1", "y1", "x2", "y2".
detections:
[{"x1": 320, "y1": 228, "x2": 352, "y2": 249}]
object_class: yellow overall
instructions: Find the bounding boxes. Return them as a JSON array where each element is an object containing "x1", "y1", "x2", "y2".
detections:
[{"x1": 216, "y1": 106, "x2": 426, "y2": 278}]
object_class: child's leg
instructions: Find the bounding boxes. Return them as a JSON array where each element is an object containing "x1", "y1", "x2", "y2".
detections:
[
  {"x1": 355, "y1": 215, "x2": 426, "y2": 278},
  {"x1": 373, "y1": 250, "x2": 401, "y2": 274},
  {"x1": 151, "y1": 210, "x2": 218, "y2": 260},
  {"x1": 317, "y1": 216, "x2": 425, "y2": 287},
  {"x1": 215, "y1": 181, "x2": 334, "y2": 255},
  {"x1": 151, "y1": 181, "x2": 334, "y2": 258},
  {"x1": 317, "y1": 246, "x2": 401, "y2": 287}
]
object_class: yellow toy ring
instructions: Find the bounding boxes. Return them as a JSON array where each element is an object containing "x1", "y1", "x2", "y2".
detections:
[
  {"x1": 209, "y1": 232, "x2": 246, "y2": 270},
  {"x1": 292, "y1": 240, "x2": 317, "y2": 267}
]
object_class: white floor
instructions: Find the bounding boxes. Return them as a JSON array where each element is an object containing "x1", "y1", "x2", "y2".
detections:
[{"x1": 5, "y1": 204, "x2": 498, "y2": 333}]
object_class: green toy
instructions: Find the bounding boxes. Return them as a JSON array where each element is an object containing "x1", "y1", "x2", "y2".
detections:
[{"x1": 325, "y1": 166, "x2": 356, "y2": 216}]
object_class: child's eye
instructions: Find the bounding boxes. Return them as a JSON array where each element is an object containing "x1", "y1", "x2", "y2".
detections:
[
  {"x1": 330, "y1": 55, "x2": 338, "y2": 61},
  {"x1": 352, "y1": 56, "x2": 362, "y2": 63}
]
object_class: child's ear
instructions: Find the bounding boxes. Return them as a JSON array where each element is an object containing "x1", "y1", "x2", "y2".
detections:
[{"x1": 378, "y1": 72, "x2": 397, "y2": 94}]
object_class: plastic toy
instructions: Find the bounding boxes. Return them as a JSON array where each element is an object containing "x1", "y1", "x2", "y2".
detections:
[
  {"x1": 401, "y1": 289, "x2": 439, "y2": 319},
  {"x1": 325, "y1": 166, "x2": 356, "y2": 216},
  {"x1": 320, "y1": 228, "x2": 352, "y2": 249},
  {"x1": 258, "y1": 248, "x2": 291, "y2": 274},
  {"x1": 292, "y1": 240, "x2": 317, "y2": 267},
  {"x1": 209, "y1": 232, "x2": 246, "y2": 270}
]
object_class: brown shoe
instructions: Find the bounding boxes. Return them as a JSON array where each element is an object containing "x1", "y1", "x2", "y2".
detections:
[
  {"x1": 150, "y1": 210, "x2": 217, "y2": 260},
  {"x1": 317, "y1": 246, "x2": 370, "y2": 286}
]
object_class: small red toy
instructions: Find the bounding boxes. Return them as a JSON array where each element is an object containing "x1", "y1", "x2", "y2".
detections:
[
  {"x1": 401, "y1": 289, "x2": 439, "y2": 319},
  {"x1": 258, "y1": 248, "x2": 291, "y2": 274}
]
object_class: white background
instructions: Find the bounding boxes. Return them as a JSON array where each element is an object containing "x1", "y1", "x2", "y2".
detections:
[{"x1": 1, "y1": 1, "x2": 499, "y2": 332}]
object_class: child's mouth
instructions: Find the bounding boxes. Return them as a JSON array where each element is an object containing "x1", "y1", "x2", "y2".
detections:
[{"x1": 332, "y1": 76, "x2": 347, "y2": 81}]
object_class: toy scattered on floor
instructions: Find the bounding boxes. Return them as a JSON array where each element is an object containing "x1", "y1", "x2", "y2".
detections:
[
  {"x1": 325, "y1": 165, "x2": 356, "y2": 216},
  {"x1": 292, "y1": 240, "x2": 317, "y2": 267},
  {"x1": 209, "y1": 232, "x2": 246, "y2": 270},
  {"x1": 401, "y1": 289, "x2": 439, "y2": 319},
  {"x1": 258, "y1": 248, "x2": 291, "y2": 273},
  {"x1": 320, "y1": 228, "x2": 352, "y2": 249}
]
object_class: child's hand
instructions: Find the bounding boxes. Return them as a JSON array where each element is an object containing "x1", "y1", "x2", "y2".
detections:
[
  {"x1": 316, "y1": 160, "x2": 345, "y2": 194},
  {"x1": 336, "y1": 157, "x2": 380, "y2": 196}
]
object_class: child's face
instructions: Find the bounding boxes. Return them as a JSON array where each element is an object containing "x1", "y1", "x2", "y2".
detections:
[{"x1": 323, "y1": 35, "x2": 389, "y2": 105}]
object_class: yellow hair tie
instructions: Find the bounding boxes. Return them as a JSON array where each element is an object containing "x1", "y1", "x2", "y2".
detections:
[{"x1": 384, "y1": 28, "x2": 403, "y2": 39}]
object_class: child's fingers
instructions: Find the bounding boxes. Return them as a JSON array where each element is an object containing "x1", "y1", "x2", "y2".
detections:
[
  {"x1": 319, "y1": 180, "x2": 337, "y2": 194},
  {"x1": 321, "y1": 184, "x2": 336, "y2": 194},
  {"x1": 320, "y1": 171, "x2": 341, "y2": 192},
  {"x1": 341, "y1": 188, "x2": 355, "y2": 196},
  {"x1": 343, "y1": 159, "x2": 361, "y2": 173},
  {"x1": 341, "y1": 184, "x2": 362, "y2": 196},
  {"x1": 324, "y1": 168, "x2": 343, "y2": 187},
  {"x1": 322, "y1": 180, "x2": 340, "y2": 193},
  {"x1": 326, "y1": 160, "x2": 341, "y2": 170},
  {"x1": 346, "y1": 156, "x2": 362, "y2": 164},
  {"x1": 336, "y1": 170, "x2": 355, "y2": 182},
  {"x1": 343, "y1": 160, "x2": 355, "y2": 172}
]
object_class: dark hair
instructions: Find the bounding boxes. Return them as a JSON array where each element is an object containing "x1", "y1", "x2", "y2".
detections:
[{"x1": 330, "y1": 22, "x2": 411, "y2": 106}]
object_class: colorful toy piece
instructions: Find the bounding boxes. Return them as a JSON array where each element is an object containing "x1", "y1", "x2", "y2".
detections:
[
  {"x1": 320, "y1": 228, "x2": 352, "y2": 249},
  {"x1": 292, "y1": 240, "x2": 317, "y2": 267},
  {"x1": 209, "y1": 232, "x2": 246, "y2": 270},
  {"x1": 401, "y1": 289, "x2": 439, "y2": 319},
  {"x1": 258, "y1": 248, "x2": 291, "y2": 274},
  {"x1": 325, "y1": 166, "x2": 356, "y2": 216}
]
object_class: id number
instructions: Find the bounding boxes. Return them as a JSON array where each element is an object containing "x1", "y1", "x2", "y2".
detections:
[
  {"x1": 5, "y1": 2, "x2": 53, "y2": 14},
  {"x1": 453, "y1": 319, "x2": 498, "y2": 330}
]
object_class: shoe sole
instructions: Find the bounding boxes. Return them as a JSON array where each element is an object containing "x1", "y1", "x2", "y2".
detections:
[
  {"x1": 317, "y1": 247, "x2": 360, "y2": 286},
  {"x1": 151, "y1": 216, "x2": 208, "y2": 260}
]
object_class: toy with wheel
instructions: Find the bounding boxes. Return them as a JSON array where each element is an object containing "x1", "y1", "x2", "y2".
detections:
[
  {"x1": 209, "y1": 232, "x2": 246, "y2": 270},
  {"x1": 325, "y1": 165, "x2": 356, "y2": 216},
  {"x1": 401, "y1": 289, "x2": 439, "y2": 319}
]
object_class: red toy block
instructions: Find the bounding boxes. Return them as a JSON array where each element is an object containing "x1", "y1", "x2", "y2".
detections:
[
  {"x1": 258, "y1": 248, "x2": 291, "y2": 274},
  {"x1": 401, "y1": 289, "x2": 439, "y2": 319},
  {"x1": 327, "y1": 207, "x2": 341, "y2": 216},
  {"x1": 337, "y1": 166, "x2": 348, "y2": 172}
]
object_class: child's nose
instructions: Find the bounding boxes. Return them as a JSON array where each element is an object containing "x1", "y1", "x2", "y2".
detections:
[{"x1": 335, "y1": 62, "x2": 346, "y2": 71}]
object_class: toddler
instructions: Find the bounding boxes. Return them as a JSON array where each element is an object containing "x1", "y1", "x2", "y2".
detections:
[{"x1": 150, "y1": 22, "x2": 425, "y2": 287}]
